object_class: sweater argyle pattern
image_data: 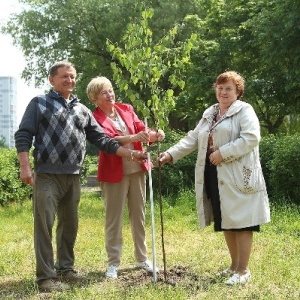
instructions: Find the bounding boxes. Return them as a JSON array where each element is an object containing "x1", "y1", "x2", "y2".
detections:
[{"x1": 35, "y1": 92, "x2": 86, "y2": 172}]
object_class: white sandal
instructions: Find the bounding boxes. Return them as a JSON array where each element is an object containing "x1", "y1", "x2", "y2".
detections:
[
  {"x1": 216, "y1": 267, "x2": 235, "y2": 278},
  {"x1": 226, "y1": 271, "x2": 251, "y2": 285}
]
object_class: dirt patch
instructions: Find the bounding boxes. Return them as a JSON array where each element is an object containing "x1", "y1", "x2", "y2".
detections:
[{"x1": 117, "y1": 265, "x2": 201, "y2": 289}]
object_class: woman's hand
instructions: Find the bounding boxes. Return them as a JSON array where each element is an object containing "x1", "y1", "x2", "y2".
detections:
[
  {"x1": 156, "y1": 129, "x2": 165, "y2": 142},
  {"x1": 209, "y1": 149, "x2": 223, "y2": 165},
  {"x1": 131, "y1": 129, "x2": 165, "y2": 143},
  {"x1": 157, "y1": 152, "x2": 172, "y2": 167},
  {"x1": 148, "y1": 129, "x2": 165, "y2": 142},
  {"x1": 131, "y1": 131, "x2": 150, "y2": 143}
]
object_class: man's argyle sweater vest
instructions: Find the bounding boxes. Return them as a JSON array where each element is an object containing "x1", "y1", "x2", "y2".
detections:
[{"x1": 28, "y1": 91, "x2": 89, "y2": 174}]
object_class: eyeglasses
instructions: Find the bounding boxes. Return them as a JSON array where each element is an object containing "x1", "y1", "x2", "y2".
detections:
[{"x1": 100, "y1": 88, "x2": 114, "y2": 96}]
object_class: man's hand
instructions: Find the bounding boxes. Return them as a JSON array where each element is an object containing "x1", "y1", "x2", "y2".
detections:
[
  {"x1": 18, "y1": 152, "x2": 34, "y2": 186},
  {"x1": 132, "y1": 150, "x2": 147, "y2": 164},
  {"x1": 20, "y1": 166, "x2": 34, "y2": 186}
]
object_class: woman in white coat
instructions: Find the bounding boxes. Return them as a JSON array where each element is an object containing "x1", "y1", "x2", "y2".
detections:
[{"x1": 158, "y1": 71, "x2": 270, "y2": 285}]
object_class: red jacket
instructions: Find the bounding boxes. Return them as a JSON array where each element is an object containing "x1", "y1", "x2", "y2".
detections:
[{"x1": 93, "y1": 103, "x2": 151, "y2": 183}]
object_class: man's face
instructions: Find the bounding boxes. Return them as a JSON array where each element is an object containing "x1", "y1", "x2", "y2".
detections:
[{"x1": 49, "y1": 66, "x2": 76, "y2": 99}]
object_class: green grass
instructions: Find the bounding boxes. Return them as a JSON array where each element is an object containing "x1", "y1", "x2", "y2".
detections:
[{"x1": 0, "y1": 190, "x2": 299, "y2": 299}]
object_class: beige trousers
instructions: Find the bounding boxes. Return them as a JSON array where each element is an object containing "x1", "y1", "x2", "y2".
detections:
[{"x1": 101, "y1": 171, "x2": 147, "y2": 266}]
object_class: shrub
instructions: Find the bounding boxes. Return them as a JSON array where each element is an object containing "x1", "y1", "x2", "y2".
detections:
[
  {"x1": 3, "y1": 132, "x2": 300, "y2": 207},
  {"x1": 0, "y1": 148, "x2": 32, "y2": 205},
  {"x1": 259, "y1": 134, "x2": 278, "y2": 194},
  {"x1": 81, "y1": 154, "x2": 98, "y2": 183},
  {"x1": 81, "y1": 154, "x2": 98, "y2": 184},
  {"x1": 0, "y1": 149, "x2": 98, "y2": 205},
  {"x1": 269, "y1": 134, "x2": 300, "y2": 204}
]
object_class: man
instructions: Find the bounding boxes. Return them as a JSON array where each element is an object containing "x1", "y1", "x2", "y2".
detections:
[{"x1": 15, "y1": 61, "x2": 146, "y2": 292}]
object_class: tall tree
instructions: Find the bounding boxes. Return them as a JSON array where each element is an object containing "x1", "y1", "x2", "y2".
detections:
[
  {"x1": 175, "y1": 0, "x2": 240, "y2": 129},
  {"x1": 2, "y1": 0, "x2": 200, "y2": 110},
  {"x1": 3, "y1": 0, "x2": 300, "y2": 133},
  {"x1": 3, "y1": 0, "x2": 141, "y2": 105}
]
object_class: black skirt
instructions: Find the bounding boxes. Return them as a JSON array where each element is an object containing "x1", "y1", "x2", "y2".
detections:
[{"x1": 204, "y1": 159, "x2": 260, "y2": 232}]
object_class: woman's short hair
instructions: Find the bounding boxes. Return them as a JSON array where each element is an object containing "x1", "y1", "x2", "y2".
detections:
[
  {"x1": 213, "y1": 71, "x2": 245, "y2": 98},
  {"x1": 86, "y1": 76, "x2": 112, "y2": 102}
]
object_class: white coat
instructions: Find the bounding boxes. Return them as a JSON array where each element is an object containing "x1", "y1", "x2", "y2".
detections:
[{"x1": 167, "y1": 100, "x2": 270, "y2": 229}]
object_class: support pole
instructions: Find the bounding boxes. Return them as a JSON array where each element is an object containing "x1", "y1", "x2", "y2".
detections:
[{"x1": 145, "y1": 118, "x2": 157, "y2": 282}]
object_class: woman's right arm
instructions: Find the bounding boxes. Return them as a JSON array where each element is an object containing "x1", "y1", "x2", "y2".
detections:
[
  {"x1": 158, "y1": 117, "x2": 207, "y2": 166},
  {"x1": 157, "y1": 152, "x2": 173, "y2": 166},
  {"x1": 114, "y1": 132, "x2": 150, "y2": 145}
]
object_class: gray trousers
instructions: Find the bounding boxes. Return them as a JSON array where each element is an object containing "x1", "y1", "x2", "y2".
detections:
[
  {"x1": 33, "y1": 173, "x2": 80, "y2": 283},
  {"x1": 101, "y1": 171, "x2": 147, "y2": 266}
]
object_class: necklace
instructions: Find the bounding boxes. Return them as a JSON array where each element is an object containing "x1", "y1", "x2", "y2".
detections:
[
  {"x1": 109, "y1": 112, "x2": 127, "y2": 133},
  {"x1": 106, "y1": 110, "x2": 117, "y2": 120},
  {"x1": 218, "y1": 107, "x2": 228, "y2": 118}
]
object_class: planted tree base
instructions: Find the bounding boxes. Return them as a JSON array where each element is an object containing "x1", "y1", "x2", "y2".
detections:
[{"x1": 116, "y1": 265, "x2": 200, "y2": 288}]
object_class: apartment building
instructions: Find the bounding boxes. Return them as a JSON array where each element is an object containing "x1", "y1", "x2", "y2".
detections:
[{"x1": 0, "y1": 76, "x2": 17, "y2": 148}]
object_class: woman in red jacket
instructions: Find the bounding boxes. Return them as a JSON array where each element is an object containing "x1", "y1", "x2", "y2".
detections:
[{"x1": 86, "y1": 76, "x2": 165, "y2": 279}]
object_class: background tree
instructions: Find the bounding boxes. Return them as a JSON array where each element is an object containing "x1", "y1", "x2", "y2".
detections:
[
  {"x1": 2, "y1": 0, "x2": 199, "y2": 110},
  {"x1": 172, "y1": 0, "x2": 262, "y2": 129},
  {"x1": 175, "y1": 0, "x2": 300, "y2": 134},
  {"x1": 240, "y1": 0, "x2": 300, "y2": 134},
  {"x1": 3, "y1": 0, "x2": 142, "y2": 103},
  {"x1": 2, "y1": 0, "x2": 300, "y2": 134}
]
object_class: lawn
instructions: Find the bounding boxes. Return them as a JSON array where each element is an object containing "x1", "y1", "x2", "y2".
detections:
[{"x1": 0, "y1": 189, "x2": 299, "y2": 299}]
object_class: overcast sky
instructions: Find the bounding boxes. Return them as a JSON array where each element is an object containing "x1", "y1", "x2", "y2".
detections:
[{"x1": 0, "y1": 1, "x2": 45, "y2": 124}]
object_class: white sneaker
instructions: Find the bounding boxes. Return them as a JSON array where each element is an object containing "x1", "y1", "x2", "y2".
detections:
[
  {"x1": 226, "y1": 271, "x2": 251, "y2": 285},
  {"x1": 136, "y1": 259, "x2": 159, "y2": 273},
  {"x1": 106, "y1": 265, "x2": 118, "y2": 279}
]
